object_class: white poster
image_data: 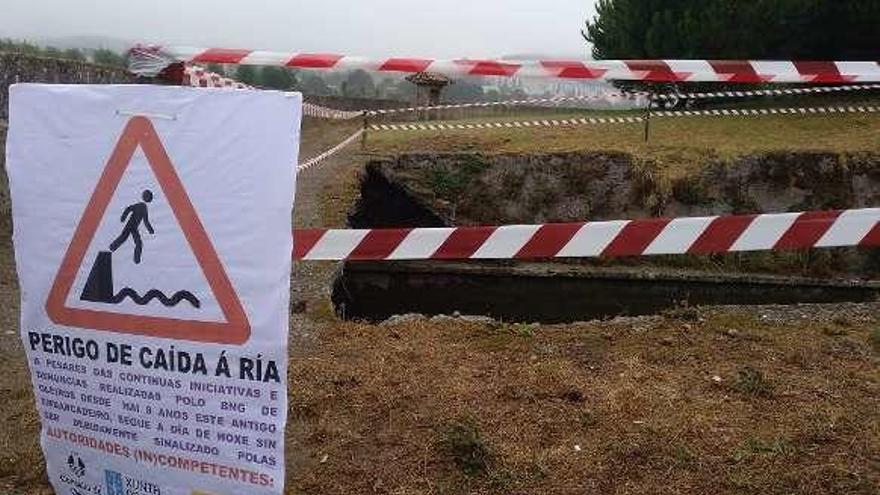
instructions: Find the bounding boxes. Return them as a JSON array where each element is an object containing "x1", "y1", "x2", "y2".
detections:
[{"x1": 6, "y1": 84, "x2": 300, "y2": 495}]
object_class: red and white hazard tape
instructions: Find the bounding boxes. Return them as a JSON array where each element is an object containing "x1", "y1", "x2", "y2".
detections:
[
  {"x1": 182, "y1": 66, "x2": 362, "y2": 120},
  {"x1": 297, "y1": 129, "x2": 363, "y2": 172},
  {"x1": 654, "y1": 83, "x2": 880, "y2": 101},
  {"x1": 368, "y1": 83, "x2": 880, "y2": 116},
  {"x1": 153, "y1": 48, "x2": 880, "y2": 83},
  {"x1": 183, "y1": 66, "x2": 252, "y2": 89},
  {"x1": 303, "y1": 104, "x2": 363, "y2": 120},
  {"x1": 369, "y1": 105, "x2": 879, "y2": 131},
  {"x1": 293, "y1": 208, "x2": 880, "y2": 261}
]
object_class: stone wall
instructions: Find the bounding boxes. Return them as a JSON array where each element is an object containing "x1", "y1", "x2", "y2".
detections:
[{"x1": 1, "y1": 52, "x2": 133, "y2": 120}]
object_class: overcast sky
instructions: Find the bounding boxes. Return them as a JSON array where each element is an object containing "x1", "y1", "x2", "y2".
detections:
[{"x1": 2, "y1": 0, "x2": 599, "y2": 58}]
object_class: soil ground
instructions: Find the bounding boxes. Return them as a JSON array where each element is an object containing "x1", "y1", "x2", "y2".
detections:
[{"x1": 0, "y1": 116, "x2": 878, "y2": 495}]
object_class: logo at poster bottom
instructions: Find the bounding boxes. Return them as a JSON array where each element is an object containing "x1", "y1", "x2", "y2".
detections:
[
  {"x1": 105, "y1": 469, "x2": 162, "y2": 495},
  {"x1": 58, "y1": 452, "x2": 102, "y2": 495}
]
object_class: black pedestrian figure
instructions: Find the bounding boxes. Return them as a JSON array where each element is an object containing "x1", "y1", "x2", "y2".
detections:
[{"x1": 109, "y1": 190, "x2": 154, "y2": 264}]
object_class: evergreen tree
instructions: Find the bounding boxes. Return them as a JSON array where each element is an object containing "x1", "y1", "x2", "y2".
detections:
[
  {"x1": 235, "y1": 65, "x2": 261, "y2": 86},
  {"x1": 261, "y1": 67, "x2": 298, "y2": 90},
  {"x1": 584, "y1": 0, "x2": 879, "y2": 60},
  {"x1": 92, "y1": 49, "x2": 126, "y2": 67}
]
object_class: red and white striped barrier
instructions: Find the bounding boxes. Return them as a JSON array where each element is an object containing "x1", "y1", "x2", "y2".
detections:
[
  {"x1": 181, "y1": 66, "x2": 362, "y2": 120},
  {"x1": 293, "y1": 208, "x2": 880, "y2": 260},
  {"x1": 297, "y1": 129, "x2": 363, "y2": 172},
  {"x1": 183, "y1": 66, "x2": 252, "y2": 89},
  {"x1": 368, "y1": 83, "x2": 880, "y2": 116},
  {"x1": 369, "y1": 104, "x2": 879, "y2": 132},
  {"x1": 150, "y1": 48, "x2": 880, "y2": 83},
  {"x1": 303, "y1": 104, "x2": 363, "y2": 120}
]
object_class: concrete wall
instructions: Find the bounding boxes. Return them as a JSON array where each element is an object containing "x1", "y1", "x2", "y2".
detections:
[{"x1": 1, "y1": 52, "x2": 133, "y2": 120}]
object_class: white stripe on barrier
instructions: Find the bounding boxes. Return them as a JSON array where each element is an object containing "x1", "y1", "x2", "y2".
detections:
[
  {"x1": 472, "y1": 225, "x2": 543, "y2": 259},
  {"x1": 644, "y1": 217, "x2": 717, "y2": 255},
  {"x1": 556, "y1": 221, "x2": 630, "y2": 258},
  {"x1": 815, "y1": 208, "x2": 880, "y2": 247},
  {"x1": 730, "y1": 213, "x2": 801, "y2": 252},
  {"x1": 303, "y1": 230, "x2": 369, "y2": 260},
  {"x1": 387, "y1": 228, "x2": 457, "y2": 260}
]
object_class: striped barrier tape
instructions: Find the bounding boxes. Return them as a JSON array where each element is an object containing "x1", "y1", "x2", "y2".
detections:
[
  {"x1": 178, "y1": 59, "x2": 880, "y2": 121},
  {"x1": 297, "y1": 129, "x2": 363, "y2": 172},
  {"x1": 303, "y1": 104, "x2": 364, "y2": 120},
  {"x1": 183, "y1": 66, "x2": 252, "y2": 89},
  {"x1": 367, "y1": 83, "x2": 880, "y2": 117},
  {"x1": 182, "y1": 65, "x2": 363, "y2": 120},
  {"x1": 140, "y1": 48, "x2": 880, "y2": 83},
  {"x1": 369, "y1": 105, "x2": 880, "y2": 131},
  {"x1": 294, "y1": 208, "x2": 880, "y2": 261}
]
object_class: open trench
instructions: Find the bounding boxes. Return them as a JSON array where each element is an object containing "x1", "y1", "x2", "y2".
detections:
[{"x1": 333, "y1": 151, "x2": 880, "y2": 322}]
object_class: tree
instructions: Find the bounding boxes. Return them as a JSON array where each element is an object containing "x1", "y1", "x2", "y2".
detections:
[
  {"x1": 444, "y1": 81, "x2": 484, "y2": 103},
  {"x1": 206, "y1": 63, "x2": 226, "y2": 75},
  {"x1": 583, "y1": 0, "x2": 879, "y2": 60},
  {"x1": 261, "y1": 67, "x2": 298, "y2": 90},
  {"x1": 43, "y1": 46, "x2": 63, "y2": 58},
  {"x1": 235, "y1": 65, "x2": 261, "y2": 86},
  {"x1": 63, "y1": 48, "x2": 86, "y2": 61},
  {"x1": 300, "y1": 74, "x2": 333, "y2": 96},
  {"x1": 93, "y1": 49, "x2": 126, "y2": 67},
  {"x1": 342, "y1": 70, "x2": 376, "y2": 98}
]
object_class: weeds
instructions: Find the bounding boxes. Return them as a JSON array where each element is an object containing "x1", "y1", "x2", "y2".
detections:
[
  {"x1": 732, "y1": 366, "x2": 773, "y2": 398},
  {"x1": 429, "y1": 155, "x2": 488, "y2": 201},
  {"x1": 869, "y1": 327, "x2": 880, "y2": 353},
  {"x1": 441, "y1": 420, "x2": 493, "y2": 477},
  {"x1": 510, "y1": 323, "x2": 537, "y2": 337},
  {"x1": 661, "y1": 304, "x2": 700, "y2": 322},
  {"x1": 732, "y1": 437, "x2": 796, "y2": 462}
]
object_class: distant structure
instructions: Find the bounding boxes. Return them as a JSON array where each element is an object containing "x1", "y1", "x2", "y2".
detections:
[{"x1": 405, "y1": 72, "x2": 451, "y2": 120}]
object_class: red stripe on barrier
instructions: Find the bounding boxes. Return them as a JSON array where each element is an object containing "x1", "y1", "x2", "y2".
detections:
[
  {"x1": 287, "y1": 53, "x2": 344, "y2": 69},
  {"x1": 794, "y1": 61, "x2": 852, "y2": 83},
  {"x1": 709, "y1": 61, "x2": 766, "y2": 83},
  {"x1": 515, "y1": 223, "x2": 585, "y2": 259},
  {"x1": 688, "y1": 215, "x2": 756, "y2": 254},
  {"x1": 774, "y1": 210, "x2": 841, "y2": 250},
  {"x1": 192, "y1": 48, "x2": 251, "y2": 64},
  {"x1": 294, "y1": 229, "x2": 327, "y2": 259},
  {"x1": 541, "y1": 61, "x2": 607, "y2": 79},
  {"x1": 432, "y1": 227, "x2": 497, "y2": 259},
  {"x1": 858, "y1": 222, "x2": 880, "y2": 246},
  {"x1": 602, "y1": 218, "x2": 672, "y2": 257},
  {"x1": 624, "y1": 60, "x2": 691, "y2": 82},
  {"x1": 457, "y1": 60, "x2": 521, "y2": 77},
  {"x1": 379, "y1": 58, "x2": 433, "y2": 73},
  {"x1": 348, "y1": 229, "x2": 412, "y2": 260}
]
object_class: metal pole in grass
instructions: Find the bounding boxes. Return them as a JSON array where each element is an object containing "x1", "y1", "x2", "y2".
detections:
[{"x1": 643, "y1": 90, "x2": 654, "y2": 143}]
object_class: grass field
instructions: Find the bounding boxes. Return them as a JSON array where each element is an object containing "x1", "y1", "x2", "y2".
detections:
[{"x1": 367, "y1": 110, "x2": 880, "y2": 159}]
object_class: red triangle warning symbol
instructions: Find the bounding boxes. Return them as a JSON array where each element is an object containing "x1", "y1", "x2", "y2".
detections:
[{"x1": 46, "y1": 116, "x2": 250, "y2": 345}]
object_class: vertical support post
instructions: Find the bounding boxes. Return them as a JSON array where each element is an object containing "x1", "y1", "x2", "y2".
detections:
[
  {"x1": 643, "y1": 90, "x2": 654, "y2": 143},
  {"x1": 361, "y1": 110, "x2": 369, "y2": 150}
]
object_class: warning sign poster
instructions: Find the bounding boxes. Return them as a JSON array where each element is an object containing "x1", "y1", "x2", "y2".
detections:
[{"x1": 6, "y1": 84, "x2": 300, "y2": 495}]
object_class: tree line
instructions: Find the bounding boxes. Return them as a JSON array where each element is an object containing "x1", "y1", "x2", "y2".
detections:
[
  {"x1": 583, "y1": 0, "x2": 878, "y2": 60},
  {"x1": 0, "y1": 38, "x2": 127, "y2": 67},
  {"x1": 219, "y1": 65, "x2": 529, "y2": 102}
]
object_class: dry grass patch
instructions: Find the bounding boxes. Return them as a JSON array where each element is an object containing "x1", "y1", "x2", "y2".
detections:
[{"x1": 285, "y1": 309, "x2": 879, "y2": 494}]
